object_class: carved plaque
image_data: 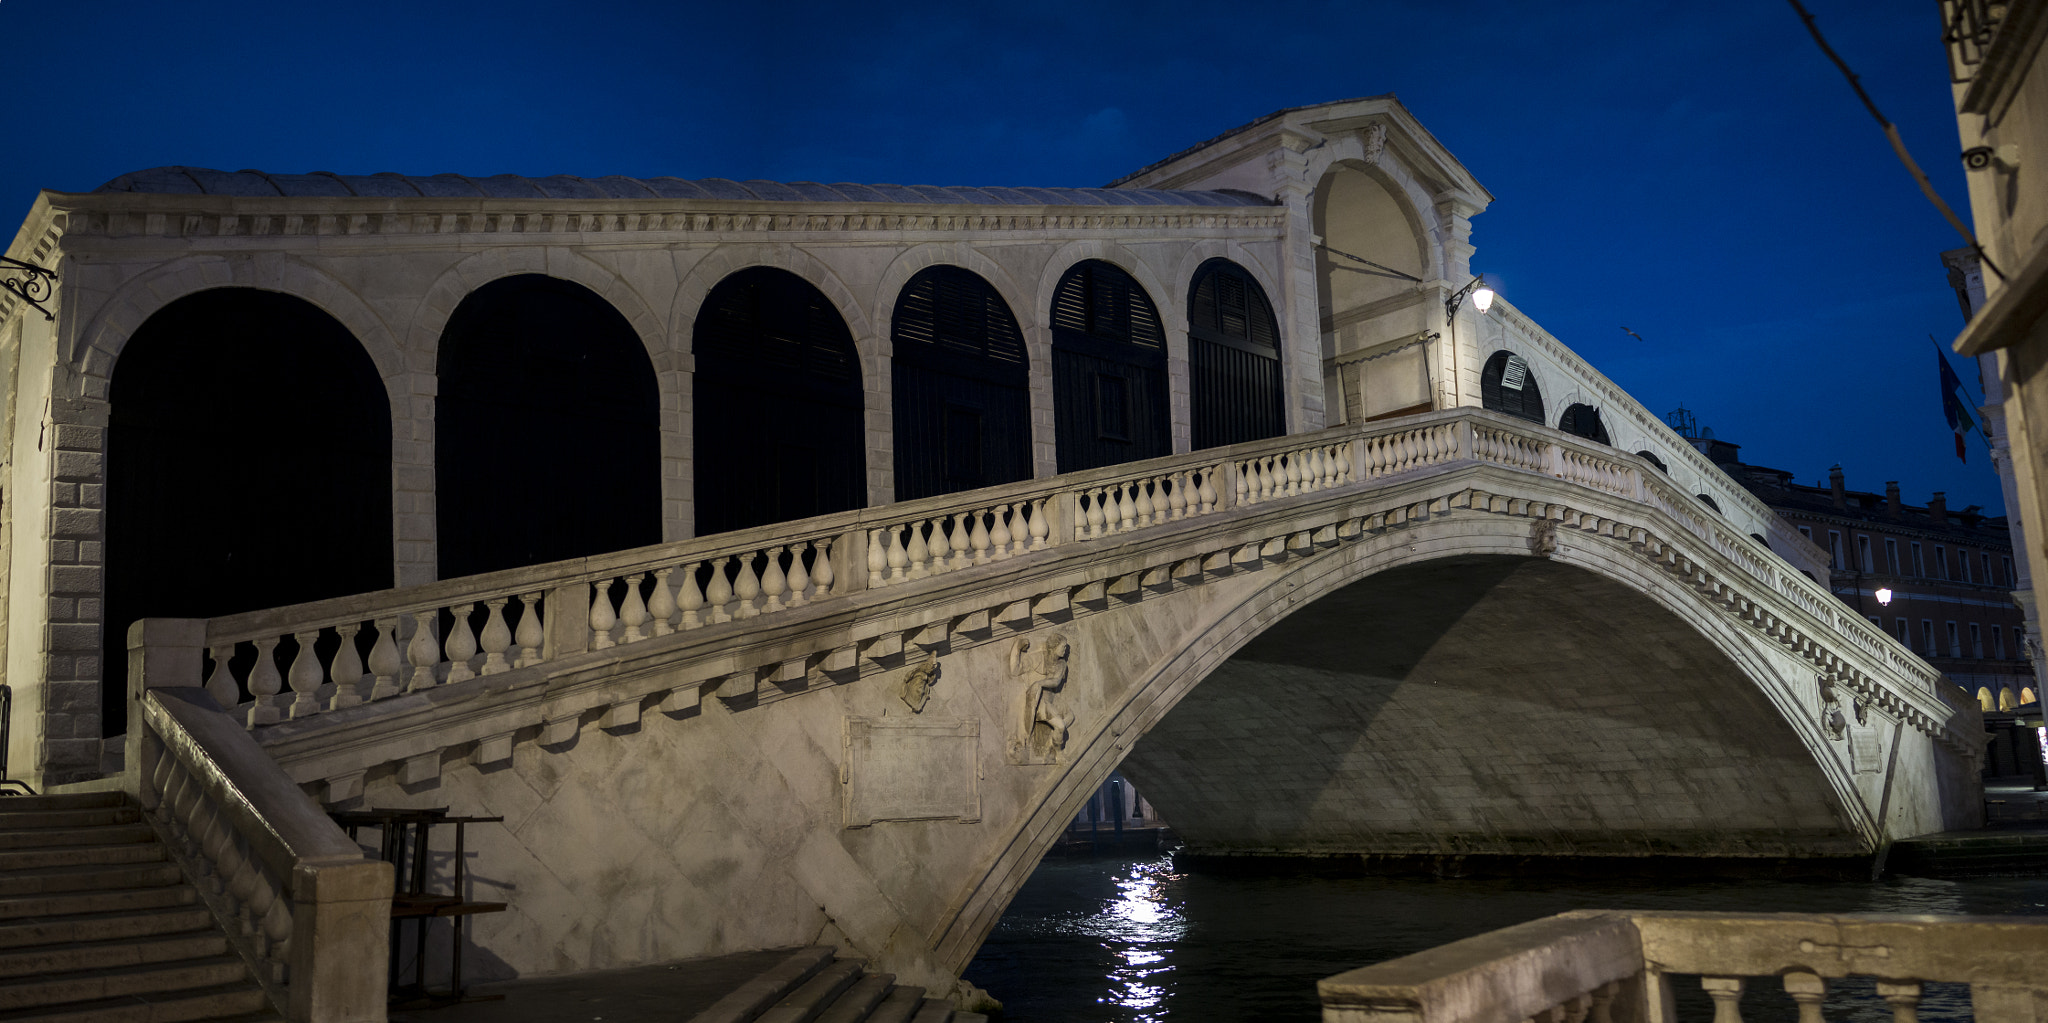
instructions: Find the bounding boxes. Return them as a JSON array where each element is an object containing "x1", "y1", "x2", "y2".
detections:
[
  {"x1": 1850, "y1": 726, "x2": 1883, "y2": 774},
  {"x1": 842, "y1": 717, "x2": 980, "y2": 827}
]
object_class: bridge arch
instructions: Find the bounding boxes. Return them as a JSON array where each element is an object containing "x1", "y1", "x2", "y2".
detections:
[{"x1": 934, "y1": 508, "x2": 1874, "y2": 970}]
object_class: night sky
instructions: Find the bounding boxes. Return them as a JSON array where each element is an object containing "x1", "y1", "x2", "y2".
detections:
[{"x1": 0, "y1": 1, "x2": 2003, "y2": 512}]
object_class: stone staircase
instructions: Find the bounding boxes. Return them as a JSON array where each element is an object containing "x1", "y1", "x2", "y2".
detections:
[
  {"x1": 687, "y1": 947, "x2": 988, "y2": 1023},
  {"x1": 0, "y1": 791, "x2": 277, "y2": 1022}
]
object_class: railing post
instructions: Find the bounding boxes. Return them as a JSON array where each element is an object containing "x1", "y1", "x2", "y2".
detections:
[
  {"x1": 126, "y1": 618, "x2": 207, "y2": 803},
  {"x1": 288, "y1": 857, "x2": 394, "y2": 1023},
  {"x1": 1217, "y1": 459, "x2": 1241, "y2": 511},
  {"x1": 545, "y1": 583, "x2": 590, "y2": 661},
  {"x1": 833, "y1": 528, "x2": 869, "y2": 595},
  {"x1": 1047, "y1": 490, "x2": 1078, "y2": 546},
  {"x1": 1545, "y1": 440, "x2": 1564, "y2": 478}
]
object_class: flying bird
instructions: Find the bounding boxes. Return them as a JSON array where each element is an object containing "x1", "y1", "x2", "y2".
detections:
[{"x1": 1620, "y1": 326, "x2": 1646, "y2": 342}]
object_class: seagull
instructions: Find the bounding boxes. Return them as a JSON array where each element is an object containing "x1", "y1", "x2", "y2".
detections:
[{"x1": 1620, "y1": 326, "x2": 1647, "y2": 342}]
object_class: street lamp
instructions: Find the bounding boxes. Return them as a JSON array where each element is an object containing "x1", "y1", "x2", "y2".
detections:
[
  {"x1": 1445, "y1": 273, "x2": 1495, "y2": 318},
  {"x1": 1876, "y1": 587, "x2": 1894, "y2": 606}
]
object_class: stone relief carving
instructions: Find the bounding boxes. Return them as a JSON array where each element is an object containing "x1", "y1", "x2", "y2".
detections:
[
  {"x1": 899, "y1": 652, "x2": 940, "y2": 714},
  {"x1": 1361, "y1": 123, "x2": 1388, "y2": 165},
  {"x1": 1529, "y1": 518, "x2": 1558, "y2": 557},
  {"x1": 1008, "y1": 633, "x2": 1073, "y2": 764},
  {"x1": 1818, "y1": 673, "x2": 1848, "y2": 741}
]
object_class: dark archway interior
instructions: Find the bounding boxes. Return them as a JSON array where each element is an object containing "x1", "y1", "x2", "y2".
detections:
[
  {"x1": 1050, "y1": 260, "x2": 1170, "y2": 473},
  {"x1": 1188, "y1": 257, "x2": 1284, "y2": 450},
  {"x1": 1559, "y1": 402, "x2": 1611, "y2": 445},
  {"x1": 1479, "y1": 351, "x2": 1545, "y2": 424},
  {"x1": 437, "y1": 274, "x2": 661, "y2": 579},
  {"x1": 693, "y1": 267, "x2": 866, "y2": 536},
  {"x1": 892, "y1": 265, "x2": 1031, "y2": 501},
  {"x1": 105, "y1": 288, "x2": 392, "y2": 734},
  {"x1": 1118, "y1": 556, "x2": 1858, "y2": 858}
]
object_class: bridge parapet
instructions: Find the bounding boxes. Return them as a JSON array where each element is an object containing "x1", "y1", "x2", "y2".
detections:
[
  {"x1": 153, "y1": 408, "x2": 1975, "y2": 803},
  {"x1": 1318, "y1": 909, "x2": 2048, "y2": 1023}
]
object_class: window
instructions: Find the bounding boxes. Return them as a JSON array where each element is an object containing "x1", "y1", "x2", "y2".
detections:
[
  {"x1": 1946, "y1": 621, "x2": 1961, "y2": 657},
  {"x1": 1868, "y1": 615, "x2": 1883, "y2": 628},
  {"x1": 1857, "y1": 535, "x2": 1873, "y2": 572},
  {"x1": 1935, "y1": 545, "x2": 1948, "y2": 579},
  {"x1": 1994, "y1": 624, "x2": 2006, "y2": 659},
  {"x1": 1959, "y1": 549, "x2": 1973, "y2": 583},
  {"x1": 1971, "y1": 622, "x2": 1984, "y2": 658},
  {"x1": 1798, "y1": 525, "x2": 1812, "y2": 540},
  {"x1": 1886, "y1": 538, "x2": 1900, "y2": 574},
  {"x1": 1984, "y1": 552, "x2": 1996, "y2": 584},
  {"x1": 1922, "y1": 619, "x2": 1937, "y2": 656},
  {"x1": 2005, "y1": 556, "x2": 2015, "y2": 585},
  {"x1": 1896, "y1": 618, "x2": 1911, "y2": 644},
  {"x1": 1828, "y1": 531, "x2": 1844, "y2": 570},
  {"x1": 1912, "y1": 542, "x2": 1926, "y2": 577}
]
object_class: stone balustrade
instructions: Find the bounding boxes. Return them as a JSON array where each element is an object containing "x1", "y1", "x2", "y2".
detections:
[
  {"x1": 144, "y1": 408, "x2": 1973, "y2": 805},
  {"x1": 1318, "y1": 910, "x2": 2048, "y2": 1023},
  {"x1": 126, "y1": 619, "x2": 392, "y2": 1023}
]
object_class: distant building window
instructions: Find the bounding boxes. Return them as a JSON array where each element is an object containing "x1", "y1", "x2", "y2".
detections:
[
  {"x1": 1913, "y1": 542, "x2": 1926, "y2": 577},
  {"x1": 1994, "y1": 624, "x2": 2006, "y2": 659},
  {"x1": 1984, "y1": 552, "x2": 1996, "y2": 584},
  {"x1": 1959, "y1": 550, "x2": 1973, "y2": 583},
  {"x1": 2005, "y1": 556, "x2": 2016, "y2": 585},
  {"x1": 1935, "y1": 545, "x2": 1948, "y2": 579},
  {"x1": 1829, "y1": 531, "x2": 1844, "y2": 569},
  {"x1": 1896, "y1": 618, "x2": 1911, "y2": 645},
  {"x1": 1971, "y1": 622, "x2": 1984, "y2": 658},
  {"x1": 1946, "y1": 620, "x2": 1961, "y2": 657},
  {"x1": 1922, "y1": 619, "x2": 1937, "y2": 656},
  {"x1": 1868, "y1": 615, "x2": 1883, "y2": 628},
  {"x1": 1886, "y1": 538, "x2": 1900, "y2": 574},
  {"x1": 1635, "y1": 449, "x2": 1668, "y2": 473},
  {"x1": 1857, "y1": 535, "x2": 1872, "y2": 572}
]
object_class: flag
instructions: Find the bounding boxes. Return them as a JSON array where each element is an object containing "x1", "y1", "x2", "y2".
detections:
[{"x1": 1938, "y1": 346, "x2": 1977, "y2": 462}]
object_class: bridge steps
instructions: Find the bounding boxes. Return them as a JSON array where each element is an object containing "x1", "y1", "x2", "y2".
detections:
[
  {"x1": 0, "y1": 793, "x2": 276, "y2": 1022},
  {"x1": 686, "y1": 946, "x2": 984, "y2": 1023}
]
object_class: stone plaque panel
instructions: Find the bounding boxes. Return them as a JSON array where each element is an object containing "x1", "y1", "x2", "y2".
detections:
[{"x1": 843, "y1": 717, "x2": 980, "y2": 827}]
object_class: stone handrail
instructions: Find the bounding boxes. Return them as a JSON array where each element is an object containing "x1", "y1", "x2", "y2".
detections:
[
  {"x1": 126, "y1": 619, "x2": 392, "y2": 1023},
  {"x1": 173, "y1": 408, "x2": 1969, "y2": 768},
  {"x1": 1319, "y1": 910, "x2": 2048, "y2": 1023}
]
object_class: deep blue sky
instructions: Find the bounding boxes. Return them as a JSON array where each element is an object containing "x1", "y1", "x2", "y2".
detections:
[{"x1": 0, "y1": 1, "x2": 2002, "y2": 511}]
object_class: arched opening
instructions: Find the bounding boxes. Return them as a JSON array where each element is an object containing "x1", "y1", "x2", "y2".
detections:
[
  {"x1": 1480, "y1": 351, "x2": 1545, "y2": 424},
  {"x1": 1979, "y1": 687, "x2": 1997, "y2": 712},
  {"x1": 891, "y1": 266, "x2": 1031, "y2": 500},
  {"x1": 1697, "y1": 494, "x2": 1723, "y2": 514},
  {"x1": 1999, "y1": 687, "x2": 2018, "y2": 711},
  {"x1": 1314, "y1": 162, "x2": 1432, "y2": 424},
  {"x1": 1636, "y1": 449, "x2": 1669, "y2": 473},
  {"x1": 1050, "y1": 260, "x2": 1169, "y2": 472},
  {"x1": 437, "y1": 275, "x2": 661, "y2": 579},
  {"x1": 1118, "y1": 555, "x2": 1857, "y2": 858},
  {"x1": 1558, "y1": 403, "x2": 1611, "y2": 445},
  {"x1": 1187, "y1": 258, "x2": 1284, "y2": 449},
  {"x1": 694, "y1": 267, "x2": 866, "y2": 535},
  {"x1": 105, "y1": 288, "x2": 392, "y2": 734},
  {"x1": 2024, "y1": 687, "x2": 2037, "y2": 705}
]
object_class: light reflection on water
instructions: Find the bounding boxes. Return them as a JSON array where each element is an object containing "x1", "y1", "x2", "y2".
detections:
[{"x1": 964, "y1": 854, "x2": 2048, "y2": 1023}]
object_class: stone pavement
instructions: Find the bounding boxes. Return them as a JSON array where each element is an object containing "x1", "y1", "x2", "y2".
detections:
[{"x1": 386, "y1": 948, "x2": 796, "y2": 1023}]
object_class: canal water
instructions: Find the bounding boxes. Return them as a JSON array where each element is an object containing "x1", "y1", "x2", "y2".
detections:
[{"x1": 963, "y1": 854, "x2": 2048, "y2": 1023}]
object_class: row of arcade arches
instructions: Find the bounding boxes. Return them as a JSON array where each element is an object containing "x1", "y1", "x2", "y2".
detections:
[{"x1": 99, "y1": 258, "x2": 1285, "y2": 729}]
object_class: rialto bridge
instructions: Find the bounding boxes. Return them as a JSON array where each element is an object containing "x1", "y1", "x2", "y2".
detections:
[{"x1": 0, "y1": 96, "x2": 1986, "y2": 1010}]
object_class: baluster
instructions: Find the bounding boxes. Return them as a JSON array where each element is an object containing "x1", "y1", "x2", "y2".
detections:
[
  {"x1": 1086, "y1": 488, "x2": 1107, "y2": 537},
  {"x1": 971, "y1": 509, "x2": 993, "y2": 563},
  {"x1": 886, "y1": 526, "x2": 909, "y2": 583},
  {"x1": 734, "y1": 552, "x2": 763, "y2": 618},
  {"x1": 813, "y1": 538, "x2": 836, "y2": 596},
  {"x1": 286, "y1": 631, "x2": 323, "y2": 719},
  {"x1": 1117, "y1": 482, "x2": 1137, "y2": 530},
  {"x1": 327, "y1": 624, "x2": 365, "y2": 708},
  {"x1": 368, "y1": 618, "x2": 403, "y2": 699},
  {"x1": 1133, "y1": 480, "x2": 1155, "y2": 526},
  {"x1": 867, "y1": 529, "x2": 889, "y2": 589},
  {"x1": 1166, "y1": 471, "x2": 1187, "y2": 520},
  {"x1": 948, "y1": 512, "x2": 972, "y2": 569},
  {"x1": 617, "y1": 575, "x2": 649, "y2": 641},
  {"x1": 513, "y1": 594, "x2": 544, "y2": 667},
  {"x1": 186, "y1": 800, "x2": 222, "y2": 888},
  {"x1": 1280, "y1": 452, "x2": 1297, "y2": 495},
  {"x1": 143, "y1": 748, "x2": 173, "y2": 814},
  {"x1": 206, "y1": 646, "x2": 240, "y2": 710},
  {"x1": 1701, "y1": 977, "x2": 1745, "y2": 1023},
  {"x1": 1875, "y1": 982, "x2": 1921, "y2": 1023},
  {"x1": 1028, "y1": 498, "x2": 1049, "y2": 549},
  {"x1": 243, "y1": 864, "x2": 278, "y2": 957},
  {"x1": 444, "y1": 606, "x2": 479, "y2": 681},
  {"x1": 1588, "y1": 981, "x2": 1621, "y2": 1023},
  {"x1": 1306, "y1": 447, "x2": 1325, "y2": 490},
  {"x1": 247, "y1": 638, "x2": 284, "y2": 725},
  {"x1": 990, "y1": 506, "x2": 1013, "y2": 559},
  {"x1": 761, "y1": 550, "x2": 789, "y2": 612},
  {"x1": 406, "y1": 611, "x2": 440, "y2": 691},
  {"x1": 647, "y1": 570, "x2": 676, "y2": 635},
  {"x1": 1234, "y1": 465, "x2": 1251, "y2": 506},
  {"x1": 260, "y1": 876, "x2": 293, "y2": 961},
  {"x1": 707, "y1": 557, "x2": 735, "y2": 623},
  {"x1": 223, "y1": 831, "x2": 259, "y2": 920},
  {"x1": 589, "y1": 581, "x2": 618, "y2": 650},
  {"x1": 202, "y1": 800, "x2": 236, "y2": 889},
  {"x1": 674, "y1": 565, "x2": 704, "y2": 629},
  {"x1": 906, "y1": 522, "x2": 931, "y2": 580},
  {"x1": 1198, "y1": 467, "x2": 1218, "y2": 513},
  {"x1": 480, "y1": 600, "x2": 513, "y2": 674},
  {"x1": 786, "y1": 545, "x2": 811, "y2": 606},
  {"x1": 1009, "y1": 502, "x2": 1030, "y2": 554},
  {"x1": 1782, "y1": 973, "x2": 1825, "y2": 1023}
]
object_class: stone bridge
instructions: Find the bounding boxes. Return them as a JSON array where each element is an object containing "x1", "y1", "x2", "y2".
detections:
[{"x1": 128, "y1": 409, "x2": 1982, "y2": 991}]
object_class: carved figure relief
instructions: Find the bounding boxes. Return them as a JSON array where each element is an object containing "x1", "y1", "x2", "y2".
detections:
[
  {"x1": 1009, "y1": 633, "x2": 1073, "y2": 764},
  {"x1": 1361, "y1": 123, "x2": 1388, "y2": 165},
  {"x1": 899, "y1": 652, "x2": 940, "y2": 714},
  {"x1": 1529, "y1": 518, "x2": 1558, "y2": 557},
  {"x1": 1817, "y1": 673, "x2": 1848, "y2": 741}
]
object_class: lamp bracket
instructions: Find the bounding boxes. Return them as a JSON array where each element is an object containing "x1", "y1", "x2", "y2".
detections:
[{"x1": 0, "y1": 256, "x2": 56, "y2": 321}]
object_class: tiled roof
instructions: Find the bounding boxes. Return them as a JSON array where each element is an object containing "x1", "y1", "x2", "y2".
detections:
[{"x1": 91, "y1": 167, "x2": 1277, "y2": 208}]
